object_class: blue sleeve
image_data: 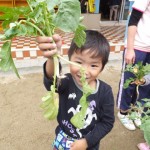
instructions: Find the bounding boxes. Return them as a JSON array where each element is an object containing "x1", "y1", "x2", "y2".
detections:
[
  {"x1": 43, "y1": 61, "x2": 53, "y2": 91},
  {"x1": 43, "y1": 61, "x2": 63, "y2": 91}
]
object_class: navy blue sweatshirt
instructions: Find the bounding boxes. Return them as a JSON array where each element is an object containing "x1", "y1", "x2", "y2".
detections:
[{"x1": 43, "y1": 63, "x2": 115, "y2": 149}]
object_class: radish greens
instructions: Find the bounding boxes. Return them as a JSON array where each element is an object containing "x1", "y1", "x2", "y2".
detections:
[{"x1": 0, "y1": 0, "x2": 93, "y2": 129}]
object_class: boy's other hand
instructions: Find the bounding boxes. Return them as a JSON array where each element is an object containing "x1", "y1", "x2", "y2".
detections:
[
  {"x1": 70, "y1": 138, "x2": 88, "y2": 150},
  {"x1": 36, "y1": 34, "x2": 62, "y2": 59}
]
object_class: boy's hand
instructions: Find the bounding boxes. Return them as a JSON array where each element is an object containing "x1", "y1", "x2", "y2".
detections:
[
  {"x1": 70, "y1": 138, "x2": 88, "y2": 150},
  {"x1": 36, "y1": 34, "x2": 62, "y2": 59}
]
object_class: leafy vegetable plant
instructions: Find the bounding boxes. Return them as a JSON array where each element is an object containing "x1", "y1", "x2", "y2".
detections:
[
  {"x1": 129, "y1": 98, "x2": 150, "y2": 145},
  {"x1": 71, "y1": 68, "x2": 94, "y2": 129},
  {"x1": 0, "y1": 0, "x2": 86, "y2": 77},
  {"x1": 124, "y1": 62, "x2": 150, "y2": 89},
  {"x1": 0, "y1": 0, "x2": 92, "y2": 129},
  {"x1": 124, "y1": 62, "x2": 150, "y2": 98},
  {"x1": 124, "y1": 62, "x2": 150, "y2": 145}
]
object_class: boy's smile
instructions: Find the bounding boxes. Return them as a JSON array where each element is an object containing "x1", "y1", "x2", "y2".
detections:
[{"x1": 70, "y1": 49, "x2": 102, "y2": 89}]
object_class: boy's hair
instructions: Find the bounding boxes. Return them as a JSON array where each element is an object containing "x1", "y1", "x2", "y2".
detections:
[{"x1": 68, "y1": 30, "x2": 110, "y2": 71}]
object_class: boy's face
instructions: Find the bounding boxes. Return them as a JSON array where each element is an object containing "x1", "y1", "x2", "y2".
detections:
[{"x1": 70, "y1": 49, "x2": 102, "y2": 89}]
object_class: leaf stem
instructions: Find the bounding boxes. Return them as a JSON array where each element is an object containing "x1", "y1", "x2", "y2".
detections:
[
  {"x1": 19, "y1": 20, "x2": 45, "y2": 36},
  {"x1": 43, "y1": 4, "x2": 53, "y2": 36},
  {"x1": 26, "y1": 0, "x2": 33, "y2": 12},
  {"x1": 42, "y1": 4, "x2": 58, "y2": 90},
  {"x1": 57, "y1": 55, "x2": 81, "y2": 68}
]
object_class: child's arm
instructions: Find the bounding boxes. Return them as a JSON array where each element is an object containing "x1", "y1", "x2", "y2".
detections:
[
  {"x1": 125, "y1": 25, "x2": 137, "y2": 64},
  {"x1": 84, "y1": 86, "x2": 115, "y2": 148},
  {"x1": 143, "y1": 74, "x2": 150, "y2": 85},
  {"x1": 36, "y1": 34, "x2": 62, "y2": 78},
  {"x1": 125, "y1": 9, "x2": 143, "y2": 64}
]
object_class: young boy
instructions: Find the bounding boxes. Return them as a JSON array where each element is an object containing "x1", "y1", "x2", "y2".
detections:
[{"x1": 37, "y1": 30, "x2": 115, "y2": 150}]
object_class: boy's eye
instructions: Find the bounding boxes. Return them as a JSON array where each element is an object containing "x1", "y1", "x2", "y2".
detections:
[
  {"x1": 91, "y1": 65, "x2": 98, "y2": 68},
  {"x1": 75, "y1": 61, "x2": 82, "y2": 64}
]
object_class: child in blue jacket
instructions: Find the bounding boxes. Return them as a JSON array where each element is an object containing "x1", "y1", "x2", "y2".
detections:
[{"x1": 37, "y1": 30, "x2": 115, "y2": 150}]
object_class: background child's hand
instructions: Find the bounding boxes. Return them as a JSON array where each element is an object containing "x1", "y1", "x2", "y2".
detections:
[
  {"x1": 70, "y1": 138, "x2": 88, "y2": 150},
  {"x1": 36, "y1": 34, "x2": 62, "y2": 59},
  {"x1": 132, "y1": 78, "x2": 146, "y2": 85}
]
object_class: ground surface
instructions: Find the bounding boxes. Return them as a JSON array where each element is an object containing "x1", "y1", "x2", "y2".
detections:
[{"x1": 0, "y1": 60, "x2": 145, "y2": 150}]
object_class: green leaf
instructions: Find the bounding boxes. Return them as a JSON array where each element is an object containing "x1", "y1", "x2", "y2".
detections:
[
  {"x1": 129, "y1": 111, "x2": 140, "y2": 120},
  {"x1": 0, "y1": 6, "x2": 30, "y2": 14},
  {"x1": 71, "y1": 111, "x2": 85, "y2": 129},
  {"x1": 43, "y1": 105, "x2": 58, "y2": 120},
  {"x1": 4, "y1": 26, "x2": 19, "y2": 40},
  {"x1": 73, "y1": 24, "x2": 86, "y2": 48},
  {"x1": 136, "y1": 101, "x2": 142, "y2": 107},
  {"x1": 40, "y1": 92, "x2": 58, "y2": 120},
  {"x1": 0, "y1": 34, "x2": 6, "y2": 40},
  {"x1": 54, "y1": 0, "x2": 81, "y2": 32},
  {"x1": 11, "y1": 59, "x2": 20, "y2": 78},
  {"x1": 142, "y1": 98, "x2": 150, "y2": 103},
  {"x1": 25, "y1": 24, "x2": 37, "y2": 36},
  {"x1": 123, "y1": 78, "x2": 134, "y2": 89},
  {"x1": 0, "y1": 41, "x2": 12, "y2": 71},
  {"x1": 70, "y1": 68, "x2": 93, "y2": 129},
  {"x1": 71, "y1": 96, "x2": 89, "y2": 129},
  {"x1": 17, "y1": 24, "x2": 27, "y2": 36},
  {"x1": 46, "y1": 0, "x2": 60, "y2": 11},
  {"x1": 144, "y1": 102, "x2": 150, "y2": 108},
  {"x1": 0, "y1": 41, "x2": 20, "y2": 78},
  {"x1": 143, "y1": 63, "x2": 150, "y2": 75},
  {"x1": 124, "y1": 64, "x2": 133, "y2": 72},
  {"x1": 28, "y1": 3, "x2": 43, "y2": 21},
  {"x1": 0, "y1": 6, "x2": 30, "y2": 29},
  {"x1": 140, "y1": 119, "x2": 150, "y2": 145}
]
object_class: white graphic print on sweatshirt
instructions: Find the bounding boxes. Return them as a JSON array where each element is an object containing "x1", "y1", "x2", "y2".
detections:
[{"x1": 68, "y1": 100, "x2": 97, "y2": 138}]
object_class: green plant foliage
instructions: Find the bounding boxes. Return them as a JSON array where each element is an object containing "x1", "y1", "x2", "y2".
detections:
[
  {"x1": 71, "y1": 94, "x2": 89, "y2": 129},
  {"x1": 40, "y1": 85, "x2": 58, "y2": 120},
  {"x1": 141, "y1": 120, "x2": 150, "y2": 145},
  {"x1": 0, "y1": 6, "x2": 30, "y2": 29},
  {"x1": 129, "y1": 99, "x2": 150, "y2": 145},
  {"x1": 123, "y1": 77, "x2": 134, "y2": 89},
  {"x1": 124, "y1": 62, "x2": 150, "y2": 89},
  {"x1": 73, "y1": 24, "x2": 86, "y2": 48},
  {"x1": 0, "y1": 41, "x2": 20, "y2": 78},
  {"x1": 0, "y1": 0, "x2": 90, "y2": 129},
  {"x1": 124, "y1": 63, "x2": 150, "y2": 145},
  {"x1": 71, "y1": 68, "x2": 94, "y2": 129},
  {"x1": 53, "y1": 0, "x2": 81, "y2": 32},
  {"x1": 0, "y1": 0, "x2": 86, "y2": 76}
]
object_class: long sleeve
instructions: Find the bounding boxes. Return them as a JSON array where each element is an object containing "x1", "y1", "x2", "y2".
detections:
[
  {"x1": 128, "y1": 9, "x2": 143, "y2": 27},
  {"x1": 43, "y1": 62, "x2": 53, "y2": 91},
  {"x1": 143, "y1": 74, "x2": 150, "y2": 86},
  {"x1": 43, "y1": 61, "x2": 62, "y2": 91},
  {"x1": 84, "y1": 86, "x2": 115, "y2": 148}
]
